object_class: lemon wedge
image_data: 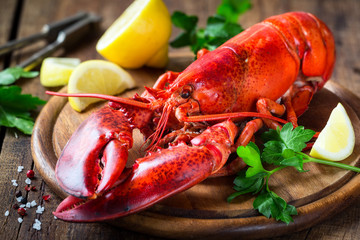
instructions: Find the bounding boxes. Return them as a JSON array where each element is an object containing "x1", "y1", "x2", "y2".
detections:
[
  {"x1": 67, "y1": 60, "x2": 135, "y2": 112},
  {"x1": 40, "y1": 57, "x2": 80, "y2": 87},
  {"x1": 310, "y1": 103, "x2": 355, "y2": 161},
  {"x1": 96, "y1": 0, "x2": 171, "y2": 69}
]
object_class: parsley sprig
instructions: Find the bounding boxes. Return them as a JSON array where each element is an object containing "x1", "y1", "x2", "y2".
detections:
[
  {"x1": 170, "y1": 0, "x2": 251, "y2": 55},
  {"x1": 228, "y1": 123, "x2": 360, "y2": 224},
  {"x1": 0, "y1": 67, "x2": 46, "y2": 135}
]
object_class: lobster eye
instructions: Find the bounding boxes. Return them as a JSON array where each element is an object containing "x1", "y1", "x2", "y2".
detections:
[{"x1": 180, "y1": 85, "x2": 192, "y2": 99}]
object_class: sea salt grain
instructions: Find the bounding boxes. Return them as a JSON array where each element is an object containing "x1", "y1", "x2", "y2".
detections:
[
  {"x1": 54, "y1": 216, "x2": 57, "y2": 220},
  {"x1": 26, "y1": 202, "x2": 31, "y2": 208},
  {"x1": 11, "y1": 180, "x2": 18, "y2": 186},
  {"x1": 4, "y1": 210, "x2": 9, "y2": 216},
  {"x1": 25, "y1": 178, "x2": 31, "y2": 184},
  {"x1": 18, "y1": 218, "x2": 23, "y2": 223},
  {"x1": 17, "y1": 166, "x2": 24, "y2": 172},
  {"x1": 36, "y1": 206, "x2": 44, "y2": 214},
  {"x1": 33, "y1": 219, "x2": 41, "y2": 230},
  {"x1": 16, "y1": 196, "x2": 23, "y2": 203},
  {"x1": 20, "y1": 204, "x2": 26, "y2": 208},
  {"x1": 30, "y1": 200, "x2": 37, "y2": 207}
]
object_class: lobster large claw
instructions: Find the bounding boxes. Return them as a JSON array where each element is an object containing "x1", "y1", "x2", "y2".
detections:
[
  {"x1": 53, "y1": 120, "x2": 238, "y2": 222},
  {"x1": 55, "y1": 106, "x2": 133, "y2": 199}
]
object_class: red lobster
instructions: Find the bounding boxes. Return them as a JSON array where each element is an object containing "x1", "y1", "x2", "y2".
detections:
[{"x1": 47, "y1": 12, "x2": 335, "y2": 222}]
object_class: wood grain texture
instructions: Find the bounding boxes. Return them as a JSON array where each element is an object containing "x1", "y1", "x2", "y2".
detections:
[{"x1": 1, "y1": 0, "x2": 360, "y2": 239}]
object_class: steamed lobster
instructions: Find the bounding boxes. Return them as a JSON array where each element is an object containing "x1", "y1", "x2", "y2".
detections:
[{"x1": 47, "y1": 12, "x2": 335, "y2": 222}]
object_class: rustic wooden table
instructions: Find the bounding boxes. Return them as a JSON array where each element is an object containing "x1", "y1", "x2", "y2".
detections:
[{"x1": 1, "y1": 0, "x2": 359, "y2": 239}]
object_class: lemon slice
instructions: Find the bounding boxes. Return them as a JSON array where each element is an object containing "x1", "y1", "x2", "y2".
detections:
[
  {"x1": 310, "y1": 103, "x2": 355, "y2": 161},
  {"x1": 96, "y1": 0, "x2": 171, "y2": 69},
  {"x1": 40, "y1": 57, "x2": 80, "y2": 87},
  {"x1": 68, "y1": 60, "x2": 135, "y2": 112}
]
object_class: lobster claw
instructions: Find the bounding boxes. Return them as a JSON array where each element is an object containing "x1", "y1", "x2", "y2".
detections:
[
  {"x1": 55, "y1": 106, "x2": 133, "y2": 199},
  {"x1": 53, "y1": 120, "x2": 238, "y2": 222}
]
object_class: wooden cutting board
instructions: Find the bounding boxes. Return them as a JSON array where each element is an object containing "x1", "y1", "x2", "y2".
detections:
[{"x1": 31, "y1": 57, "x2": 360, "y2": 239}]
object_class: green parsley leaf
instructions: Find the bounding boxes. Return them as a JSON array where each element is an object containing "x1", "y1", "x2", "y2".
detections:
[
  {"x1": 261, "y1": 127, "x2": 282, "y2": 143},
  {"x1": 262, "y1": 140, "x2": 287, "y2": 165},
  {"x1": 170, "y1": 12, "x2": 198, "y2": 49},
  {"x1": 0, "y1": 106, "x2": 34, "y2": 135},
  {"x1": 0, "y1": 85, "x2": 46, "y2": 111},
  {"x1": 261, "y1": 123, "x2": 315, "y2": 166},
  {"x1": 170, "y1": 0, "x2": 250, "y2": 55},
  {"x1": 171, "y1": 11, "x2": 198, "y2": 32},
  {"x1": 279, "y1": 123, "x2": 315, "y2": 152},
  {"x1": 253, "y1": 189, "x2": 297, "y2": 224},
  {"x1": 237, "y1": 142, "x2": 266, "y2": 177},
  {"x1": 217, "y1": 0, "x2": 251, "y2": 23},
  {"x1": 0, "y1": 67, "x2": 39, "y2": 85},
  {"x1": 0, "y1": 86, "x2": 46, "y2": 134},
  {"x1": 280, "y1": 155, "x2": 307, "y2": 172},
  {"x1": 227, "y1": 170, "x2": 266, "y2": 202},
  {"x1": 229, "y1": 122, "x2": 360, "y2": 225}
]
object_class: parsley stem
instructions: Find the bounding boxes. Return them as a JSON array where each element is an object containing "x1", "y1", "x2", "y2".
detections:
[
  {"x1": 298, "y1": 152, "x2": 360, "y2": 173},
  {"x1": 266, "y1": 166, "x2": 287, "y2": 191},
  {"x1": 268, "y1": 166, "x2": 287, "y2": 175}
]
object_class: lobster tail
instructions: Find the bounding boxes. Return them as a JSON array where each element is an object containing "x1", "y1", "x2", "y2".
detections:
[{"x1": 264, "y1": 12, "x2": 335, "y2": 88}]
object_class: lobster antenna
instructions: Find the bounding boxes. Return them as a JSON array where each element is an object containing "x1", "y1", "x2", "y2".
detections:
[
  {"x1": 46, "y1": 91, "x2": 150, "y2": 109},
  {"x1": 183, "y1": 112, "x2": 288, "y2": 124},
  {"x1": 146, "y1": 103, "x2": 171, "y2": 151}
]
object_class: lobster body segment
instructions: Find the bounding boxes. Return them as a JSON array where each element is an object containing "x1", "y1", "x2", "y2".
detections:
[{"x1": 52, "y1": 12, "x2": 335, "y2": 222}]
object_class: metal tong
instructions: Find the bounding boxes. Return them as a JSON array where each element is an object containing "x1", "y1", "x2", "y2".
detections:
[{"x1": 0, "y1": 12, "x2": 101, "y2": 70}]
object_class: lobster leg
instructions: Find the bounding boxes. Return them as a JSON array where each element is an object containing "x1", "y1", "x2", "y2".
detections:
[
  {"x1": 141, "y1": 71, "x2": 180, "y2": 99},
  {"x1": 256, "y1": 98, "x2": 286, "y2": 129},
  {"x1": 53, "y1": 120, "x2": 238, "y2": 222},
  {"x1": 152, "y1": 71, "x2": 180, "y2": 90},
  {"x1": 212, "y1": 98, "x2": 287, "y2": 177},
  {"x1": 283, "y1": 78, "x2": 318, "y2": 119}
]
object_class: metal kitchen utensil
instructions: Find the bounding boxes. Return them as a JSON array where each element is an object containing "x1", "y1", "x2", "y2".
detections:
[{"x1": 0, "y1": 12, "x2": 101, "y2": 70}]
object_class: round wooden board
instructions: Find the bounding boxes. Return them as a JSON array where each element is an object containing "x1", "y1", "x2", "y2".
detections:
[{"x1": 31, "y1": 77, "x2": 360, "y2": 239}]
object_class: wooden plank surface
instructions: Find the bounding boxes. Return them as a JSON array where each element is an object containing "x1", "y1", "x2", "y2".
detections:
[{"x1": 1, "y1": 0, "x2": 360, "y2": 239}]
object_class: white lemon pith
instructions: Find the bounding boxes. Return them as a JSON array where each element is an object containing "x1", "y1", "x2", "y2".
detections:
[
  {"x1": 96, "y1": 0, "x2": 171, "y2": 69},
  {"x1": 40, "y1": 57, "x2": 80, "y2": 87},
  {"x1": 67, "y1": 60, "x2": 135, "y2": 112},
  {"x1": 310, "y1": 103, "x2": 355, "y2": 161}
]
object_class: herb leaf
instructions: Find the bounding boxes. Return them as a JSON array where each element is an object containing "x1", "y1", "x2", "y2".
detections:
[
  {"x1": 262, "y1": 140, "x2": 287, "y2": 165},
  {"x1": 0, "y1": 106, "x2": 34, "y2": 135},
  {"x1": 237, "y1": 142, "x2": 266, "y2": 177},
  {"x1": 227, "y1": 170, "x2": 266, "y2": 202},
  {"x1": 170, "y1": 0, "x2": 250, "y2": 55},
  {"x1": 0, "y1": 86, "x2": 46, "y2": 134},
  {"x1": 280, "y1": 156, "x2": 307, "y2": 172},
  {"x1": 171, "y1": 11, "x2": 198, "y2": 32},
  {"x1": 0, "y1": 67, "x2": 46, "y2": 135},
  {"x1": 229, "y1": 121, "x2": 360, "y2": 225},
  {"x1": 280, "y1": 123, "x2": 315, "y2": 152},
  {"x1": 217, "y1": 0, "x2": 251, "y2": 23},
  {"x1": 0, "y1": 67, "x2": 39, "y2": 85},
  {"x1": 261, "y1": 123, "x2": 315, "y2": 166},
  {"x1": 254, "y1": 189, "x2": 297, "y2": 224}
]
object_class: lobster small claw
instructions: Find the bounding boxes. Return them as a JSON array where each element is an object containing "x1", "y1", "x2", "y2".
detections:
[
  {"x1": 53, "y1": 120, "x2": 238, "y2": 222},
  {"x1": 55, "y1": 107, "x2": 133, "y2": 199}
]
